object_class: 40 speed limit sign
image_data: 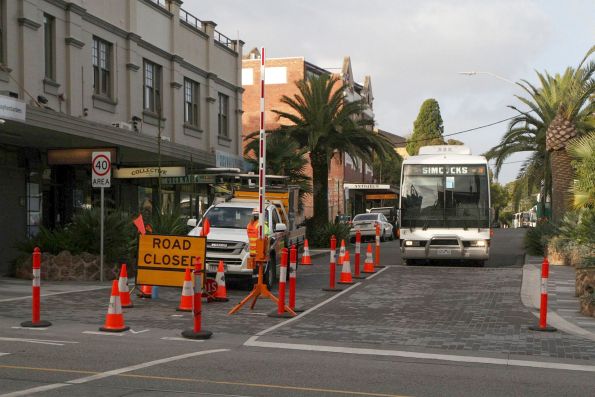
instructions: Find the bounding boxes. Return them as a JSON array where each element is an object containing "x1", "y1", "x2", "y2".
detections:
[{"x1": 92, "y1": 151, "x2": 111, "y2": 188}]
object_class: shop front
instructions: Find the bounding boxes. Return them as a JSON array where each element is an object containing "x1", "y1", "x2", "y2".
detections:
[{"x1": 343, "y1": 183, "x2": 399, "y2": 217}]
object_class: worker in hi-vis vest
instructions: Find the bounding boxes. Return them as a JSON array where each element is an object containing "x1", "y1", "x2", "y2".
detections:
[{"x1": 247, "y1": 208, "x2": 270, "y2": 258}]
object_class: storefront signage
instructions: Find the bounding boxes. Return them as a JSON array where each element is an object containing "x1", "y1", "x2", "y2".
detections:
[
  {"x1": 215, "y1": 150, "x2": 249, "y2": 171},
  {"x1": 113, "y1": 166, "x2": 186, "y2": 178},
  {"x1": 0, "y1": 96, "x2": 26, "y2": 122},
  {"x1": 48, "y1": 148, "x2": 117, "y2": 165},
  {"x1": 344, "y1": 183, "x2": 391, "y2": 190},
  {"x1": 136, "y1": 234, "x2": 206, "y2": 287},
  {"x1": 366, "y1": 194, "x2": 398, "y2": 200},
  {"x1": 162, "y1": 174, "x2": 216, "y2": 185}
]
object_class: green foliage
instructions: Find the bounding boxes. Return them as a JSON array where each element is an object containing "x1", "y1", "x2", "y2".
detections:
[
  {"x1": 16, "y1": 209, "x2": 137, "y2": 264},
  {"x1": 490, "y1": 182, "x2": 510, "y2": 223},
  {"x1": 148, "y1": 210, "x2": 189, "y2": 235},
  {"x1": 372, "y1": 152, "x2": 402, "y2": 186},
  {"x1": 568, "y1": 133, "x2": 595, "y2": 209},
  {"x1": 499, "y1": 210, "x2": 514, "y2": 226},
  {"x1": 272, "y1": 74, "x2": 395, "y2": 228},
  {"x1": 524, "y1": 219, "x2": 559, "y2": 256},
  {"x1": 447, "y1": 138, "x2": 465, "y2": 145},
  {"x1": 305, "y1": 219, "x2": 351, "y2": 248},
  {"x1": 406, "y1": 99, "x2": 445, "y2": 155}
]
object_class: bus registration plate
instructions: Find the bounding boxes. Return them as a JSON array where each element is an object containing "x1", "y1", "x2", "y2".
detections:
[{"x1": 437, "y1": 249, "x2": 451, "y2": 256}]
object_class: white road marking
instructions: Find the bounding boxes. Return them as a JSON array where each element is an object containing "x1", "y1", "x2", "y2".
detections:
[
  {"x1": 82, "y1": 331, "x2": 124, "y2": 337},
  {"x1": 0, "y1": 383, "x2": 71, "y2": 397},
  {"x1": 10, "y1": 326, "x2": 47, "y2": 331},
  {"x1": 245, "y1": 338, "x2": 595, "y2": 373},
  {"x1": 128, "y1": 329, "x2": 149, "y2": 334},
  {"x1": 255, "y1": 266, "x2": 390, "y2": 337},
  {"x1": 0, "y1": 353, "x2": 9, "y2": 357},
  {"x1": 0, "y1": 337, "x2": 78, "y2": 346},
  {"x1": 0, "y1": 286, "x2": 111, "y2": 302},
  {"x1": 171, "y1": 314, "x2": 184, "y2": 317},
  {"x1": 160, "y1": 337, "x2": 205, "y2": 342},
  {"x1": 0, "y1": 349, "x2": 228, "y2": 397}
]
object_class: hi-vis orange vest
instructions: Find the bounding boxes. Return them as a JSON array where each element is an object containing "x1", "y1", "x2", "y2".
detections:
[{"x1": 247, "y1": 220, "x2": 259, "y2": 256}]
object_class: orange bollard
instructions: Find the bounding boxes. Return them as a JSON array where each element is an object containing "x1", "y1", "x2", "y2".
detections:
[
  {"x1": 353, "y1": 230, "x2": 365, "y2": 279},
  {"x1": 100, "y1": 280, "x2": 129, "y2": 332},
  {"x1": 118, "y1": 264, "x2": 133, "y2": 308},
  {"x1": 374, "y1": 223, "x2": 385, "y2": 268},
  {"x1": 323, "y1": 235, "x2": 342, "y2": 292},
  {"x1": 21, "y1": 247, "x2": 51, "y2": 328},
  {"x1": 269, "y1": 248, "x2": 293, "y2": 318},
  {"x1": 181, "y1": 257, "x2": 212, "y2": 339},
  {"x1": 529, "y1": 257, "x2": 557, "y2": 332}
]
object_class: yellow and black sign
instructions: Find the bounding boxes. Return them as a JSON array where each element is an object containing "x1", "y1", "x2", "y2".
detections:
[
  {"x1": 136, "y1": 234, "x2": 206, "y2": 287},
  {"x1": 365, "y1": 193, "x2": 398, "y2": 200}
]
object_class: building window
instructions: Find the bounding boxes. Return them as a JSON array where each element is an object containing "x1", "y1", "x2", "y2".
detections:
[
  {"x1": 184, "y1": 78, "x2": 200, "y2": 127},
  {"x1": 44, "y1": 14, "x2": 55, "y2": 80},
  {"x1": 218, "y1": 93, "x2": 229, "y2": 137},
  {"x1": 143, "y1": 60, "x2": 161, "y2": 113},
  {"x1": 92, "y1": 37, "x2": 112, "y2": 97}
]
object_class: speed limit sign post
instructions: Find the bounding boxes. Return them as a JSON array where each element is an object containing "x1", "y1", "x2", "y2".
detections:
[
  {"x1": 92, "y1": 152, "x2": 111, "y2": 282},
  {"x1": 92, "y1": 152, "x2": 111, "y2": 187}
]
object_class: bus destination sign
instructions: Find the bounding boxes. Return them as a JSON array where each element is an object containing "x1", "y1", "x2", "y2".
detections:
[{"x1": 407, "y1": 165, "x2": 486, "y2": 175}]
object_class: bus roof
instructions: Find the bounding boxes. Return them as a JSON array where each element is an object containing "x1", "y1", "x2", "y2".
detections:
[{"x1": 403, "y1": 153, "x2": 488, "y2": 165}]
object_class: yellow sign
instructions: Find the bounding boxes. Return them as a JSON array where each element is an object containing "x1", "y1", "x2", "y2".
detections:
[
  {"x1": 136, "y1": 234, "x2": 206, "y2": 287},
  {"x1": 366, "y1": 193, "x2": 398, "y2": 200}
]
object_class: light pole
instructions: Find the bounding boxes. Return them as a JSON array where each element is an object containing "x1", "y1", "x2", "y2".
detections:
[{"x1": 458, "y1": 71, "x2": 517, "y2": 85}]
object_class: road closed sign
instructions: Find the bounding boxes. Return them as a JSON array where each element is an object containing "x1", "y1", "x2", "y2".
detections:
[
  {"x1": 137, "y1": 234, "x2": 206, "y2": 287},
  {"x1": 92, "y1": 151, "x2": 111, "y2": 188}
]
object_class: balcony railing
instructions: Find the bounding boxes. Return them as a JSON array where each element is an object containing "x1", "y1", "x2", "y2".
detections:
[
  {"x1": 179, "y1": 8, "x2": 203, "y2": 31},
  {"x1": 214, "y1": 30, "x2": 236, "y2": 51}
]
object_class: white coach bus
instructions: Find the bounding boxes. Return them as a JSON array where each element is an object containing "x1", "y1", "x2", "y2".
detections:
[{"x1": 399, "y1": 145, "x2": 492, "y2": 266}]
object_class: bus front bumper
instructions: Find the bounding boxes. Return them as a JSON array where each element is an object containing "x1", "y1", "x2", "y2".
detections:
[{"x1": 401, "y1": 245, "x2": 489, "y2": 261}]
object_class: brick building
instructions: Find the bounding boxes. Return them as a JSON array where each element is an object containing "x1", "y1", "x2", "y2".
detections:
[{"x1": 241, "y1": 50, "x2": 375, "y2": 219}]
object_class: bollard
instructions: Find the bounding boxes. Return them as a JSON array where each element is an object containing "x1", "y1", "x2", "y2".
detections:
[
  {"x1": 182, "y1": 257, "x2": 212, "y2": 339},
  {"x1": 269, "y1": 248, "x2": 292, "y2": 318},
  {"x1": 21, "y1": 247, "x2": 52, "y2": 328},
  {"x1": 529, "y1": 257, "x2": 557, "y2": 332},
  {"x1": 323, "y1": 235, "x2": 342, "y2": 292},
  {"x1": 374, "y1": 223, "x2": 385, "y2": 268},
  {"x1": 353, "y1": 230, "x2": 365, "y2": 279},
  {"x1": 288, "y1": 245, "x2": 304, "y2": 312}
]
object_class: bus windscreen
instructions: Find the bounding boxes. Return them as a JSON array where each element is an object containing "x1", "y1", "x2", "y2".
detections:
[{"x1": 401, "y1": 164, "x2": 490, "y2": 228}]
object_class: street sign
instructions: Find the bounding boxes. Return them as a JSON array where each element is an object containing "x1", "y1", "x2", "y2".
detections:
[
  {"x1": 136, "y1": 234, "x2": 207, "y2": 287},
  {"x1": 92, "y1": 151, "x2": 111, "y2": 188}
]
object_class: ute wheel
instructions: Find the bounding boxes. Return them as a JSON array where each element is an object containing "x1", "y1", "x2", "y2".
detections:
[{"x1": 264, "y1": 255, "x2": 277, "y2": 290}]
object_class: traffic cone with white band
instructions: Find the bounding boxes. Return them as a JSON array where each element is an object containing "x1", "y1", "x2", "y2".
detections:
[
  {"x1": 177, "y1": 266, "x2": 194, "y2": 311},
  {"x1": 339, "y1": 239, "x2": 346, "y2": 266},
  {"x1": 214, "y1": 260, "x2": 229, "y2": 302},
  {"x1": 137, "y1": 284, "x2": 153, "y2": 299},
  {"x1": 118, "y1": 264, "x2": 133, "y2": 308},
  {"x1": 100, "y1": 280, "x2": 130, "y2": 332},
  {"x1": 338, "y1": 250, "x2": 354, "y2": 284},
  {"x1": 301, "y1": 239, "x2": 312, "y2": 265},
  {"x1": 363, "y1": 244, "x2": 375, "y2": 274}
]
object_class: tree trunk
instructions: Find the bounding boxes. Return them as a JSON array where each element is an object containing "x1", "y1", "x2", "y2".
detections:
[
  {"x1": 550, "y1": 148, "x2": 574, "y2": 223},
  {"x1": 310, "y1": 151, "x2": 329, "y2": 228}
]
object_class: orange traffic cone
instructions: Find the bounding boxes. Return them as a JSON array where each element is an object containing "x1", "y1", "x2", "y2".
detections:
[
  {"x1": 338, "y1": 250, "x2": 354, "y2": 284},
  {"x1": 339, "y1": 239, "x2": 346, "y2": 265},
  {"x1": 137, "y1": 284, "x2": 152, "y2": 299},
  {"x1": 214, "y1": 260, "x2": 229, "y2": 302},
  {"x1": 363, "y1": 244, "x2": 375, "y2": 273},
  {"x1": 301, "y1": 239, "x2": 312, "y2": 265},
  {"x1": 177, "y1": 267, "x2": 194, "y2": 311},
  {"x1": 118, "y1": 264, "x2": 133, "y2": 308},
  {"x1": 100, "y1": 280, "x2": 130, "y2": 332}
]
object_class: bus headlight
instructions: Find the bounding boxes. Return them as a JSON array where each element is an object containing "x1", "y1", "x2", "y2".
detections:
[{"x1": 470, "y1": 240, "x2": 486, "y2": 247}]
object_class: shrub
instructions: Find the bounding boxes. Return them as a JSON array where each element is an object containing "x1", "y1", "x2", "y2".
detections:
[
  {"x1": 524, "y1": 219, "x2": 558, "y2": 256},
  {"x1": 148, "y1": 210, "x2": 188, "y2": 235},
  {"x1": 305, "y1": 218, "x2": 351, "y2": 248}
]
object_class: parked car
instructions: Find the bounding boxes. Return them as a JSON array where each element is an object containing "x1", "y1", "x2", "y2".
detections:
[
  {"x1": 335, "y1": 214, "x2": 352, "y2": 225},
  {"x1": 349, "y1": 213, "x2": 394, "y2": 242},
  {"x1": 368, "y1": 207, "x2": 398, "y2": 237}
]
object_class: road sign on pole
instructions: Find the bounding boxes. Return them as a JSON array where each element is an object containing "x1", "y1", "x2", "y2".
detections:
[{"x1": 92, "y1": 152, "x2": 111, "y2": 188}]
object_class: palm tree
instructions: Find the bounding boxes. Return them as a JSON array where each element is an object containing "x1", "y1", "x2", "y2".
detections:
[
  {"x1": 272, "y1": 74, "x2": 396, "y2": 227},
  {"x1": 545, "y1": 46, "x2": 594, "y2": 222},
  {"x1": 567, "y1": 132, "x2": 595, "y2": 209},
  {"x1": 244, "y1": 130, "x2": 312, "y2": 207}
]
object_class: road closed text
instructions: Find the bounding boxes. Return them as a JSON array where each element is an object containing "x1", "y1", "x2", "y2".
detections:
[{"x1": 137, "y1": 234, "x2": 206, "y2": 287}]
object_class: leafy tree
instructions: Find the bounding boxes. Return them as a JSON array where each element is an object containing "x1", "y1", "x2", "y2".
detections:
[
  {"x1": 490, "y1": 181, "x2": 510, "y2": 224},
  {"x1": 244, "y1": 130, "x2": 312, "y2": 206},
  {"x1": 373, "y1": 151, "x2": 402, "y2": 186},
  {"x1": 567, "y1": 133, "x2": 595, "y2": 209},
  {"x1": 406, "y1": 99, "x2": 445, "y2": 155},
  {"x1": 545, "y1": 46, "x2": 595, "y2": 221},
  {"x1": 272, "y1": 74, "x2": 395, "y2": 227},
  {"x1": 447, "y1": 138, "x2": 464, "y2": 145}
]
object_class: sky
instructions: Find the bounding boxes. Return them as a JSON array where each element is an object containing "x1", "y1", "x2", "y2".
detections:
[{"x1": 184, "y1": 0, "x2": 594, "y2": 184}]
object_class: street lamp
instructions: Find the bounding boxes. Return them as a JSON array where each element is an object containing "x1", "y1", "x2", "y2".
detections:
[{"x1": 458, "y1": 71, "x2": 517, "y2": 85}]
